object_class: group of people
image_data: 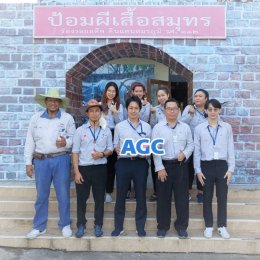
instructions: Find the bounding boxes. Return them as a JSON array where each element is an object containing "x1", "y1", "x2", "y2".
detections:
[{"x1": 24, "y1": 82, "x2": 235, "y2": 241}]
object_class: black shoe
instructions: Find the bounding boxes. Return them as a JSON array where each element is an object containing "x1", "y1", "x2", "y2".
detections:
[
  {"x1": 196, "y1": 193, "x2": 203, "y2": 204},
  {"x1": 177, "y1": 229, "x2": 188, "y2": 239},
  {"x1": 75, "y1": 225, "x2": 85, "y2": 238},
  {"x1": 111, "y1": 228, "x2": 124, "y2": 237},
  {"x1": 149, "y1": 193, "x2": 157, "y2": 202},
  {"x1": 156, "y1": 229, "x2": 166, "y2": 238},
  {"x1": 136, "y1": 229, "x2": 146, "y2": 237}
]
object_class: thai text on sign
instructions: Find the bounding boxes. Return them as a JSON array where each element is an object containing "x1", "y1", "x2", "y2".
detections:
[{"x1": 34, "y1": 5, "x2": 226, "y2": 39}]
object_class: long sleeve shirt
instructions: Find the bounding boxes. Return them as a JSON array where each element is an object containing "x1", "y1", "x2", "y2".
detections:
[
  {"x1": 152, "y1": 120, "x2": 194, "y2": 172},
  {"x1": 114, "y1": 119, "x2": 151, "y2": 158},
  {"x1": 181, "y1": 105, "x2": 207, "y2": 137},
  {"x1": 72, "y1": 122, "x2": 113, "y2": 166},
  {"x1": 103, "y1": 103, "x2": 124, "y2": 129},
  {"x1": 24, "y1": 110, "x2": 76, "y2": 165},
  {"x1": 193, "y1": 120, "x2": 235, "y2": 174}
]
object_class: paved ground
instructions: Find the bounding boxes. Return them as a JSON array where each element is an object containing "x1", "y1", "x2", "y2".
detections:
[{"x1": 0, "y1": 248, "x2": 259, "y2": 260}]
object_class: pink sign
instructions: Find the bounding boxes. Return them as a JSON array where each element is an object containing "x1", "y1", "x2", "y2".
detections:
[{"x1": 34, "y1": 6, "x2": 226, "y2": 39}]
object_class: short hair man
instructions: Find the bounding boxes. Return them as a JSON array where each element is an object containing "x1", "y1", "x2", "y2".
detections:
[{"x1": 152, "y1": 98, "x2": 194, "y2": 238}]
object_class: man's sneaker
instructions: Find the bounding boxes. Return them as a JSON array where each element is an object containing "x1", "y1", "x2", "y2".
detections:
[
  {"x1": 189, "y1": 193, "x2": 191, "y2": 201},
  {"x1": 111, "y1": 228, "x2": 124, "y2": 237},
  {"x1": 75, "y1": 225, "x2": 86, "y2": 238},
  {"x1": 218, "y1": 227, "x2": 230, "y2": 239},
  {"x1": 149, "y1": 193, "x2": 157, "y2": 202},
  {"x1": 105, "y1": 193, "x2": 113, "y2": 203},
  {"x1": 156, "y1": 229, "x2": 167, "y2": 238},
  {"x1": 204, "y1": 227, "x2": 213, "y2": 238},
  {"x1": 126, "y1": 190, "x2": 131, "y2": 200},
  {"x1": 26, "y1": 229, "x2": 46, "y2": 239},
  {"x1": 62, "y1": 225, "x2": 72, "y2": 238},
  {"x1": 177, "y1": 229, "x2": 188, "y2": 239},
  {"x1": 196, "y1": 193, "x2": 204, "y2": 204},
  {"x1": 136, "y1": 229, "x2": 146, "y2": 237},
  {"x1": 94, "y1": 225, "x2": 103, "y2": 237}
]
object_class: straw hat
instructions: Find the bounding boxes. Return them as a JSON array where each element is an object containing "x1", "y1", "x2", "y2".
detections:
[{"x1": 34, "y1": 88, "x2": 70, "y2": 108}]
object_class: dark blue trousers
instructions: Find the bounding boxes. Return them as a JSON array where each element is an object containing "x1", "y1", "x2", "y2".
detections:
[{"x1": 114, "y1": 158, "x2": 149, "y2": 231}]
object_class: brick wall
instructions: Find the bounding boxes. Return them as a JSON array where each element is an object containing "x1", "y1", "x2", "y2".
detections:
[{"x1": 0, "y1": 0, "x2": 259, "y2": 183}]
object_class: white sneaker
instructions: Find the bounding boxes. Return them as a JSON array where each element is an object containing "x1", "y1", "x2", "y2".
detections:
[
  {"x1": 218, "y1": 227, "x2": 230, "y2": 239},
  {"x1": 105, "y1": 193, "x2": 113, "y2": 203},
  {"x1": 204, "y1": 227, "x2": 213, "y2": 238},
  {"x1": 26, "y1": 229, "x2": 46, "y2": 239},
  {"x1": 62, "y1": 225, "x2": 72, "y2": 238}
]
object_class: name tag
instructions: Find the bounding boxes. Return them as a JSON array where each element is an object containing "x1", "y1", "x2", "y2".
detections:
[
  {"x1": 213, "y1": 151, "x2": 219, "y2": 160},
  {"x1": 173, "y1": 135, "x2": 178, "y2": 143}
]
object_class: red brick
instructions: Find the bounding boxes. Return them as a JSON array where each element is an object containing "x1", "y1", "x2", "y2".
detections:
[
  {"x1": 250, "y1": 109, "x2": 260, "y2": 116},
  {"x1": 243, "y1": 100, "x2": 260, "y2": 107},
  {"x1": 0, "y1": 139, "x2": 8, "y2": 146},
  {"x1": 246, "y1": 161, "x2": 257, "y2": 168},
  {"x1": 0, "y1": 147, "x2": 18, "y2": 154},
  {"x1": 244, "y1": 143, "x2": 255, "y2": 150},
  {"x1": 234, "y1": 143, "x2": 243, "y2": 150},
  {"x1": 252, "y1": 126, "x2": 260, "y2": 133},
  {"x1": 235, "y1": 90, "x2": 251, "y2": 98},
  {"x1": 239, "y1": 134, "x2": 260, "y2": 142},
  {"x1": 239, "y1": 126, "x2": 252, "y2": 133}
]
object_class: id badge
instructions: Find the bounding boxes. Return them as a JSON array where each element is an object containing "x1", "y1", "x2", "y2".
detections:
[
  {"x1": 213, "y1": 151, "x2": 219, "y2": 160},
  {"x1": 173, "y1": 135, "x2": 178, "y2": 143}
]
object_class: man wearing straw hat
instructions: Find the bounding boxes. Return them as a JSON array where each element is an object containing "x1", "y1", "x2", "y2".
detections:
[{"x1": 24, "y1": 88, "x2": 76, "y2": 239}]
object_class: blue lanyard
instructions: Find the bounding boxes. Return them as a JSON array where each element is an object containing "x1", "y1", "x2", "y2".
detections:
[
  {"x1": 167, "y1": 122, "x2": 178, "y2": 130},
  {"x1": 89, "y1": 126, "x2": 101, "y2": 143},
  {"x1": 127, "y1": 120, "x2": 145, "y2": 137},
  {"x1": 207, "y1": 125, "x2": 219, "y2": 146},
  {"x1": 194, "y1": 105, "x2": 206, "y2": 118}
]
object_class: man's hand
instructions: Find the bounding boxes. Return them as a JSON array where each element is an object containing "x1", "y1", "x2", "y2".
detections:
[
  {"x1": 56, "y1": 136, "x2": 66, "y2": 148},
  {"x1": 26, "y1": 165, "x2": 34, "y2": 178},
  {"x1": 224, "y1": 171, "x2": 232, "y2": 185},
  {"x1": 158, "y1": 169, "x2": 168, "y2": 182},
  {"x1": 197, "y1": 172, "x2": 206, "y2": 186},
  {"x1": 115, "y1": 147, "x2": 121, "y2": 155},
  {"x1": 177, "y1": 151, "x2": 185, "y2": 162},
  {"x1": 74, "y1": 171, "x2": 84, "y2": 184},
  {"x1": 91, "y1": 149, "x2": 102, "y2": 160}
]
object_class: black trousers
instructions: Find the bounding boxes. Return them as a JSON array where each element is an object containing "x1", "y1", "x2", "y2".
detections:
[
  {"x1": 156, "y1": 160, "x2": 189, "y2": 231},
  {"x1": 201, "y1": 160, "x2": 228, "y2": 227},
  {"x1": 106, "y1": 129, "x2": 117, "y2": 193},
  {"x1": 114, "y1": 158, "x2": 149, "y2": 231},
  {"x1": 76, "y1": 164, "x2": 107, "y2": 228},
  {"x1": 188, "y1": 154, "x2": 203, "y2": 191}
]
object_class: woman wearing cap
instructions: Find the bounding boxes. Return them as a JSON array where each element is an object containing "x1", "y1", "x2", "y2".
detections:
[
  {"x1": 72, "y1": 99, "x2": 113, "y2": 238},
  {"x1": 24, "y1": 88, "x2": 76, "y2": 239},
  {"x1": 181, "y1": 89, "x2": 209, "y2": 203},
  {"x1": 101, "y1": 82, "x2": 124, "y2": 203}
]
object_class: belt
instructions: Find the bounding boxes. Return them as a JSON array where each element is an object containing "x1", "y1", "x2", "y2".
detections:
[
  {"x1": 162, "y1": 159, "x2": 182, "y2": 164},
  {"x1": 119, "y1": 157, "x2": 146, "y2": 161},
  {"x1": 33, "y1": 151, "x2": 68, "y2": 160}
]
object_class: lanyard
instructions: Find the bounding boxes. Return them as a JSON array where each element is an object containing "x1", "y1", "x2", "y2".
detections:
[
  {"x1": 167, "y1": 122, "x2": 178, "y2": 130},
  {"x1": 194, "y1": 105, "x2": 207, "y2": 118},
  {"x1": 207, "y1": 125, "x2": 219, "y2": 146},
  {"x1": 89, "y1": 126, "x2": 101, "y2": 143},
  {"x1": 127, "y1": 120, "x2": 145, "y2": 137}
]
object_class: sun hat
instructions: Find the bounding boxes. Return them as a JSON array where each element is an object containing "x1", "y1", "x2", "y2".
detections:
[
  {"x1": 80, "y1": 99, "x2": 103, "y2": 114},
  {"x1": 34, "y1": 88, "x2": 70, "y2": 108}
]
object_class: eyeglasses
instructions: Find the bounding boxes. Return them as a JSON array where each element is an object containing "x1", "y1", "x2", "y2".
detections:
[
  {"x1": 165, "y1": 107, "x2": 179, "y2": 112},
  {"x1": 207, "y1": 108, "x2": 220, "y2": 112}
]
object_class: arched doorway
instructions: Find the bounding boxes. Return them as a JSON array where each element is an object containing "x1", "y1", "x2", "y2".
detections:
[{"x1": 65, "y1": 43, "x2": 193, "y2": 125}]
